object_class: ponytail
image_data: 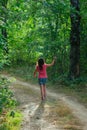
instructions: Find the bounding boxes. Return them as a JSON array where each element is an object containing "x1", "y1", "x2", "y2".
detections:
[{"x1": 38, "y1": 58, "x2": 44, "y2": 70}]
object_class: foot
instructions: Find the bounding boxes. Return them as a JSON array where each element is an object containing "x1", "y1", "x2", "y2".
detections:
[
  {"x1": 44, "y1": 95, "x2": 47, "y2": 100},
  {"x1": 41, "y1": 97, "x2": 44, "y2": 100}
]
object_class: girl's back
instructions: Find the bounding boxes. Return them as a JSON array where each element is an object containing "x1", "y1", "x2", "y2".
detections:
[{"x1": 36, "y1": 64, "x2": 47, "y2": 78}]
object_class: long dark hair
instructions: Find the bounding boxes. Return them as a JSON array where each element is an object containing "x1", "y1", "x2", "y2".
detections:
[{"x1": 38, "y1": 58, "x2": 44, "y2": 70}]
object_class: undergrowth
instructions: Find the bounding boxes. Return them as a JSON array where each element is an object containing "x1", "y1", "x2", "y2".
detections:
[{"x1": 0, "y1": 76, "x2": 22, "y2": 130}]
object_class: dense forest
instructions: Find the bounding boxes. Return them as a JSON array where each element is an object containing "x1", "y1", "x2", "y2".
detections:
[
  {"x1": 0, "y1": 0, "x2": 87, "y2": 129},
  {"x1": 0, "y1": 0, "x2": 87, "y2": 81}
]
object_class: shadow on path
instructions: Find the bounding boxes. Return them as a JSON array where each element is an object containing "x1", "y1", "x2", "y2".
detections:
[
  {"x1": 30, "y1": 101, "x2": 45, "y2": 130},
  {"x1": 34, "y1": 101, "x2": 45, "y2": 119}
]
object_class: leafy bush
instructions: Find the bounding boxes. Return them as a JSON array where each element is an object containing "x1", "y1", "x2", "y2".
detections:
[
  {"x1": 0, "y1": 77, "x2": 17, "y2": 114},
  {"x1": 0, "y1": 49, "x2": 11, "y2": 70},
  {"x1": 0, "y1": 77, "x2": 22, "y2": 130}
]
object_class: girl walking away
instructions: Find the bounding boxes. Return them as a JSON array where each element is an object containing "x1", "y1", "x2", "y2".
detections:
[{"x1": 34, "y1": 57, "x2": 56, "y2": 101}]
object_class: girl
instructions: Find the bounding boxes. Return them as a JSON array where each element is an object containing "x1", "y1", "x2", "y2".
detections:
[{"x1": 34, "y1": 57, "x2": 56, "y2": 100}]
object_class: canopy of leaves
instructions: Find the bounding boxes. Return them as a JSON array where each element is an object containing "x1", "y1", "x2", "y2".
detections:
[{"x1": 0, "y1": 0, "x2": 87, "y2": 79}]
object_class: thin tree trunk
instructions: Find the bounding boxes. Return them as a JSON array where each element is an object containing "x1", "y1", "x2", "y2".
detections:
[
  {"x1": 1, "y1": 0, "x2": 8, "y2": 53},
  {"x1": 69, "y1": 0, "x2": 81, "y2": 79}
]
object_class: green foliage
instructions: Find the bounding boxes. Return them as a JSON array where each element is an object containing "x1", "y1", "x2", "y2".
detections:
[
  {"x1": 7, "y1": 0, "x2": 70, "y2": 72},
  {"x1": 80, "y1": 0, "x2": 87, "y2": 75},
  {"x1": 0, "y1": 77, "x2": 22, "y2": 130},
  {"x1": 0, "y1": 0, "x2": 87, "y2": 81},
  {"x1": 0, "y1": 49, "x2": 10, "y2": 70},
  {"x1": 54, "y1": 74, "x2": 87, "y2": 87},
  {"x1": 0, "y1": 111, "x2": 22, "y2": 130},
  {"x1": 0, "y1": 77, "x2": 17, "y2": 114}
]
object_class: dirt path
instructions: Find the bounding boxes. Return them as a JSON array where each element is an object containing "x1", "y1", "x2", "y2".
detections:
[{"x1": 2, "y1": 74, "x2": 87, "y2": 130}]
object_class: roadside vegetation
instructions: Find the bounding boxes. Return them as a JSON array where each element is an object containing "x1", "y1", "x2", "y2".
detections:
[{"x1": 0, "y1": 76, "x2": 22, "y2": 130}]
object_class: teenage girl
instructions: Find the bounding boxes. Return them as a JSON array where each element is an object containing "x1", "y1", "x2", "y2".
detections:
[{"x1": 34, "y1": 57, "x2": 56, "y2": 100}]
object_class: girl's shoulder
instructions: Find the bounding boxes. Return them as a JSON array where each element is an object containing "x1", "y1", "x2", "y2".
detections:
[
  {"x1": 35, "y1": 62, "x2": 38, "y2": 67},
  {"x1": 35, "y1": 63, "x2": 38, "y2": 69},
  {"x1": 44, "y1": 63, "x2": 47, "y2": 67}
]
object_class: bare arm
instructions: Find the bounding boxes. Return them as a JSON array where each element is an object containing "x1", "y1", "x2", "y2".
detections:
[
  {"x1": 46, "y1": 57, "x2": 56, "y2": 67},
  {"x1": 34, "y1": 69, "x2": 37, "y2": 77},
  {"x1": 34, "y1": 63, "x2": 38, "y2": 77}
]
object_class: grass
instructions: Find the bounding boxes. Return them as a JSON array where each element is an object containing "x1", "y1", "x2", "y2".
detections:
[
  {"x1": 45, "y1": 100, "x2": 83, "y2": 130},
  {"x1": 0, "y1": 76, "x2": 23, "y2": 130},
  {"x1": 0, "y1": 110, "x2": 22, "y2": 130},
  {"x1": 49, "y1": 83, "x2": 87, "y2": 107}
]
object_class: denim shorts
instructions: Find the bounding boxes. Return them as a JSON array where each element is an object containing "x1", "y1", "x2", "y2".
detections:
[{"x1": 38, "y1": 78, "x2": 47, "y2": 85}]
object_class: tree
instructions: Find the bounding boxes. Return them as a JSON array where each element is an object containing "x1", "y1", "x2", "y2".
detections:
[
  {"x1": 69, "y1": 0, "x2": 81, "y2": 79},
  {"x1": 0, "y1": 0, "x2": 8, "y2": 53}
]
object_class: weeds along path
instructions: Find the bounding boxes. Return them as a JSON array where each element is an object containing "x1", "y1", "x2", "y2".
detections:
[{"x1": 1, "y1": 74, "x2": 87, "y2": 130}]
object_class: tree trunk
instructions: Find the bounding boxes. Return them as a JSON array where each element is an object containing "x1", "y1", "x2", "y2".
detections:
[
  {"x1": 69, "y1": 0, "x2": 80, "y2": 79},
  {"x1": 1, "y1": 0, "x2": 8, "y2": 53}
]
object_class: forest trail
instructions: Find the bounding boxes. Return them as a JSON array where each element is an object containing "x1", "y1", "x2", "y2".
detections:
[{"x1": 2, "y1": 74, "x2": 87, "y2": 130}]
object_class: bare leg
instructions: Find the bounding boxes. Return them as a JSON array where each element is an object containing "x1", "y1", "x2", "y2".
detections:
[
  {"x1": 40, "y1": 85, "x2": 44, "y2": 100},
  {"x1": 43, "y1": 84, "x2": 46, "y2": 99}
]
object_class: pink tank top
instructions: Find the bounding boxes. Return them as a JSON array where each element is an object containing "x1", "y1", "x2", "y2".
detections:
[{"x1": 36, "y1": 64, "x2": 47, "y2": 78}]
